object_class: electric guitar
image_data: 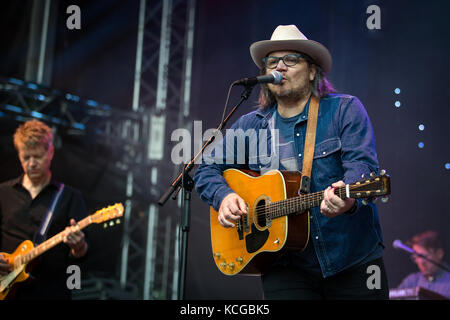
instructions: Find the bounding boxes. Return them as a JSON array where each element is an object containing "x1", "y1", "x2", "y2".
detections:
[
  {"x1": 210, "y1": 169, "x2": 391, "y2": 276},
  {"x1": 0, "y1": 203, "x2": 124, "y2": 300}
]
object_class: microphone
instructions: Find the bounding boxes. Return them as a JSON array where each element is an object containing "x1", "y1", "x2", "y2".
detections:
[
  {"x1": 393, "y1": 239, "x2": 450, "y2": 271},
  {"x1": 392, "y1": 239, "x2": 414, "y2": 254},
  {"x1": 233, "y1": 71, "x2": 283, "y2": 86}
]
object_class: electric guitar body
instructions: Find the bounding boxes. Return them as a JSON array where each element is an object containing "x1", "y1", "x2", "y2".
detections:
[
  {"x1": 0, "y1": 203, "x2": 124, "y2": 300},
  {"x1": 0, "y1": 240, "x2": 34, "y2": 300}
]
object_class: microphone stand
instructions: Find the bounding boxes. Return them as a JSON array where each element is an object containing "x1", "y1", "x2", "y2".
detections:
[
  {"x1": 158, "y1": 84, "x2": 254, "y2": 300},
  {"x1": 412, "y1": 252, "x2": 450, "y2": 273},
  {"x1": 396, "y1": 241, "x2": 450, "y2": 272}
]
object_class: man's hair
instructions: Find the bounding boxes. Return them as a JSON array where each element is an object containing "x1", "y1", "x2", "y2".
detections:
[
  {"x1": 13, "y1": 119, "x2": 54, "y2": 151},
  {"x1": 406, "y1": 230, "x2": 443, "y2": 252},
  {"x1": 257, "y1": 56, "x2": 336, "y2": 109}
]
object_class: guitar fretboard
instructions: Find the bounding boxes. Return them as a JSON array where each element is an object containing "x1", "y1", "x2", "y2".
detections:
[
  {"x1": 18, "y1": 216, "x2": 92, "y2": 266},
  {"x1": 266, "y1": 186, "x2": 349, "y2": 219}
]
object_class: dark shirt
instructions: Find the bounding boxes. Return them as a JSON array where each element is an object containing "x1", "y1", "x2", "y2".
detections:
[{"x1": 0, "y1": 175, "x2": 87, "y2": 300}]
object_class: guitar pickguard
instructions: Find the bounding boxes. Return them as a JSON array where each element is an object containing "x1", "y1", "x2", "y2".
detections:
[
  {"x1": 0, "y1": 265, "x2": 25, "y2": 292},
  {"x1": 245, "y1": 224, "x2": 269, "y2": 253}
]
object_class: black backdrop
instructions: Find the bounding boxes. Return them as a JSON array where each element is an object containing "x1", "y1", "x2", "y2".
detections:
[{"x1": 0, "y1": 0, "x2": 449, "y2": 299}]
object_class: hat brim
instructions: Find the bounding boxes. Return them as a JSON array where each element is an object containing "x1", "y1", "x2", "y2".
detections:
[{"x1": 250, "y1": 39, "x2": 332, "y2": 74}]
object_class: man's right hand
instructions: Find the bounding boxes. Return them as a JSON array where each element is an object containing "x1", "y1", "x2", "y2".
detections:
[
  {"x1": 218, "y1": 193, "x2": 247, "y2": 228},
  {"x1": 0, "y1": 253, "x2": 11, "y2": 276}
]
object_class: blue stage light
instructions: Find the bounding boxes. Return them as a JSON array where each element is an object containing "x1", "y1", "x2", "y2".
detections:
[
  {"x1": 395, "y1": 101, "x2": 401, "y2": 107},
  {"x1": 30, "y1": 111, "x2": 44, "y2": 119},
  {"x1": 394, "y1": 88, "x2": 401, "y2": 94},
  {"x1": 5, "y1": 104, "x2": 22, "y2": 113},
  {"x1": 8, "y1": 78, "x2": 24, "y2": 86},
  {"x1": 86, "y1": 100, "x2": 99, "y2": 107},
  {"x1": 418, "y1": 142, "x2": 424, "y2": 148},
  {"x1": 73, "y1": 123, "x2": 86, "y2": 130},
  {"x1": 418, "y1": 124, "x2": 425, "y2": 131},
  {"x1": 65, "y1": 93, "x2": 80, "y2": 102},
  {"x1": 27, "y1": 83, "x2": 38, "y2": 90}
]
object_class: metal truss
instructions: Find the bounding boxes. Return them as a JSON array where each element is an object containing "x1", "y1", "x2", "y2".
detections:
[
  {"x1": 0, "y1": 76, "x2": 148, "y2": 167},
  {"x1": 0, "y1": 75, "x2": 151, "y2": 299},
  {"x1": 121, "y1": 0, "x2": 196, "y2": 300},
  {"x1": 0, "y1": 0, "x2": 196, "y2": 300}
]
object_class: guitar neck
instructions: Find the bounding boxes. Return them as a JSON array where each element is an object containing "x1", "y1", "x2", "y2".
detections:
[
  {"x1": 21, "y1": 216, "x2": 92, "y2": 265},
  {"x1": 268, "y1": 186, "x2": 349, "y2": 219}
]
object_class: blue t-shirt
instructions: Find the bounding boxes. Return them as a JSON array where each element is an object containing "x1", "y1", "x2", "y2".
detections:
[
  {"x1": 274, "y1": 109, "x2": 322, "y2": 275},
  {"x1": 275, "y1": 110, "x2": 300, "y2": 171}
]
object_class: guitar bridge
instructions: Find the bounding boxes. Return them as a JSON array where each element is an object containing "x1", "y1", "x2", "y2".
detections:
[
  {"x1": 236, "y1": 214, "x2": 250, "y2": 240},
  {"x1": 236, "y1": 219, "x2": 244, "y2": 240},
  {"x1": 242, "y1": 214, "x2": 250, "y2": 233}
]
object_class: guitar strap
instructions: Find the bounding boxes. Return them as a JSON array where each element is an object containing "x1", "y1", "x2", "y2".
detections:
[
  {"x1": 300, "y1": 95, "x2": 320, "y2": 193},
  {"x1": 33, "y1": 183, "x2": 65, "y2": 245}
]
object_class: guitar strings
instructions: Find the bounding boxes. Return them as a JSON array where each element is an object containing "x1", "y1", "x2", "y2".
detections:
[{"x1": 247, "y1": 184, "x2": 370, "y2": 220}]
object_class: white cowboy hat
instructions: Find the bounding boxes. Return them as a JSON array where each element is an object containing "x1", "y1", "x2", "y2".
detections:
[{"x1": 250, "y1": 25, "x2": 332, "y2": 74}]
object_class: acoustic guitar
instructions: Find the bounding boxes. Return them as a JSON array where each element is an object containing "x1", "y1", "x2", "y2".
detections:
[
  {"x1": 0, "y1": 203, "x2": 124, "y2": 300},
  {"x1": 210, "y1": 169, "x2": 391, "y2": 276}
]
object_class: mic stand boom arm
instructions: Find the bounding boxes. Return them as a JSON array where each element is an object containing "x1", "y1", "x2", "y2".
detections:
[
  {"x1": 413, "y1": 252, "x2": 450, "y2": 272},
  {"x1": 158, "y1": 84, "x2": 254, "y2": 205},
  {"x1": 158, "y1": 84, "x2": 254, "y2": 300}
]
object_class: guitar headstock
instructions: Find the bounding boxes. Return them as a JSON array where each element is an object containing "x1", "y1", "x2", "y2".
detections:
[
  {"x1": 90, "y1": 203, "x2": 124, "y2": 225},
  {"x1": 348, "y1": 170, "x2": 391, "y2": 202}
]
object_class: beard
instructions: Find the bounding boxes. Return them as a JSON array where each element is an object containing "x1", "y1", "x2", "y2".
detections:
[
  {"x1": 268, "y1": 75, "x2": 313, "y2": 106},
  {"x1": 271, "y1": 84, "x2": 311, "y2": 103}
]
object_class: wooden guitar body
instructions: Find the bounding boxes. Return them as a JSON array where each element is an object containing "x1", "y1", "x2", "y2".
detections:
[
  {"x1": 210, "y1": 169, "x2": 309, "y2": 276},
  {"x1": 0, "y1": 240, "x2": 34, "y2": 300},
  {"x1": 209, "y1": 168, "x2": 390, "y2": 277}
]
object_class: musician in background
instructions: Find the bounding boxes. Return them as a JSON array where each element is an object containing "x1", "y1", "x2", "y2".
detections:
[
  {"x1": 194, "y1": 25, "x2": 388, "y2": 299},
  {"x1": 0, "y1": 119, "x2": 88, "y2": 300},
  {"x1": 397, "y1": 230, "x2": 450, "y2": 298}
]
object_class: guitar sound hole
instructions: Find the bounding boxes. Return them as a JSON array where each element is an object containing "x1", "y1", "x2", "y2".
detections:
[{"x1": 255, "y1": 199, "x2": 267, "y2": 228}]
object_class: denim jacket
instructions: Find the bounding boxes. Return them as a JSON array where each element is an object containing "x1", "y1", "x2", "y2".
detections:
[{"x1": 194, "y1": 93, "x2": 384, "y2": 277}]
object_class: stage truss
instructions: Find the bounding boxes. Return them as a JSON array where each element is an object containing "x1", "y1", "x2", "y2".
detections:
[{"x1": 0, "y1": 0, "x2": 196, "y2": 300}]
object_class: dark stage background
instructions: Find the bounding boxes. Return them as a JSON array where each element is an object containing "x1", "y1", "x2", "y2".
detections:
[{"x1": 0, "y1": 0, "x2": 449, "y2": 299}]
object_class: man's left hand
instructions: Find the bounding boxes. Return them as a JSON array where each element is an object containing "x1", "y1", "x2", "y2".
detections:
[
  {"x1": 63, "y1": 219, "x2": 88, "y2": 258},
  {"x1": 320, "y1": 180, "x2": 355, "y2": 218}
]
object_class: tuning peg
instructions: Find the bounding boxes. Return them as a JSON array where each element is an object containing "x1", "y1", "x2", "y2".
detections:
[
  {"x1": 380, "y1": 169, "x2": 386, "y2": 176},
  {"x1": 370, "y1": 172, "x2": 375, "y2": 178},
  {"x1": 116, "y1": 219, "x2": 121, "y2": 224},
  {"x1": 361, "y1": 173, "x2": 365, "y2": 179},
  {"x1": 381, "y1": 196, "x2": 389, "y2": 203},
  {"x1": 109, "y1": 221, "x2": 115, "y2": 227},
  {"x1": 103, "y1": 223, "x2": 108, "y2": 229}
]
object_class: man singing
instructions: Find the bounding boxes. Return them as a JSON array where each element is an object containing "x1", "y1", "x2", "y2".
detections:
[{"x1": 194, "y1": 25, "x2": 388, "y2": 299}]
